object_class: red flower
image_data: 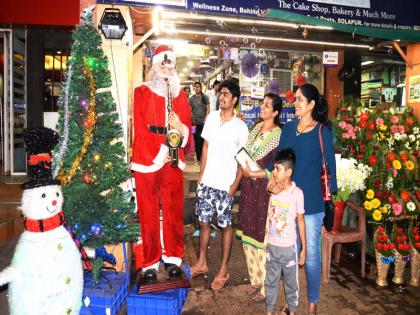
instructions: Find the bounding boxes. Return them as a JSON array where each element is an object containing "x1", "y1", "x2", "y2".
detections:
[
  {"x1": 397, "y1": 227, "x2": 403, "y2": 235},
  {"x1": 416, "y1": 243, "x2": 420, "y2": 249},
  {"x1": 383, "y1": 235, "x2": 388, "y2": 241},
  {"x1": 389, "y1": 243, "x2": 395, "y2": 250},
  {"x1": 399, "y1": 152, "x2": 409, "y2": 162},
  {"x1": 398, "y1": 244, "x2": 404, "y2": 250},
  {"x1": 368, "y1": 122, "x2": 375, "y2": 130},
  {"x1": 366, "y1": 131, "x2": 373, "y2": 140},
  {"x1": 387, "y1": 153, "x2": 397, "y2": 161},
  {"x1": 376, "y1": 243, "x2": 383, "y2": 250},
  {"x1": 378, "y1": 226, "x2": 385, "y2": 234},
  {"x1": 400, "y1": 191, "x2": 410, "y2": 203},
  {"x1": 407, "y1": 117, "x2": 414, "y2": 126},
  {"x1": 383, "y1": 244, "x2": 389, "y2": 251},
  {"x1": 414, "y1": 227, "x2": 419, "y2": 234},
  {"x1": 386, "y1": 161, "x2": 391, "y2": 171},
  {"x1": 389, "y1": 194, "x2": 396, "y2": 204},
  {"x1": 359, "y1": 120, "x2": 368, "y2": 128},
  {"x1": 402, "y1": 235, "x2": 408, "y2": 241},
  {"x1": 374, "y1": 179, "x2": 382, "y2": 190},
  {"x1": 404, "y1": 244, "x2": 410, "y2": 251},
  {"x1": 340, "y1": 107, "x2": 347, "y2": 112},
  {"x1": 374, "y1": 191, "x2": 383, "y2": 199},
  {"x1": 360, "y1": 112, "x2": 370, "y2": 121},
  {"x1": 416, "y1": 235, "x2": 420, "y2": 241},
  {"x1": 368, "y1": 155, "x2": 378, "y2": 166},
  {"x1": 285, "y1": 90, "x2": 295, "y2": 103},
  {"x1": 356, "y1": 154, "x2": 363, "y2": 160},
  {"x1": 413, "y1": 150, "x2": 419, "y2": 157},
  {"x1": 377, "y1": 235, "x2": 383, "y2": 241},
  {"x1": 396, "y1": 236, "x2": 402, "y2": 243},
  {"x1": 296, "y1": 75, "x2": 306, "y2": 86}
]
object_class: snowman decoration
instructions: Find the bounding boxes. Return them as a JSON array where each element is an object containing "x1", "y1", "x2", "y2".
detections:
[{"x1": 0, "y1": 127, "x2": 84, "y2": 315}]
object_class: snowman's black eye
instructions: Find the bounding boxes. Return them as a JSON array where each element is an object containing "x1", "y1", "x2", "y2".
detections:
[
  {"x1": 56, "y1": 192, "x2": 59, "y2": 197},
  {"x1": 41, "y1": 193, "x2": 46, "y2": 198}
]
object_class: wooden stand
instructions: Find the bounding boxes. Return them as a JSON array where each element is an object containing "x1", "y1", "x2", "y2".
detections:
[{"x1": 137, "y1": 266, "x2": 191, "y2": 294}]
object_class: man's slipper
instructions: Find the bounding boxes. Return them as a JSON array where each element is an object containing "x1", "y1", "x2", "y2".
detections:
[
  {"x1": 190, "y1": 266, "x2": 208, "y2": 277},
  {"x1": 210, "y1": 273, "x2": 230, "y2": 290}
]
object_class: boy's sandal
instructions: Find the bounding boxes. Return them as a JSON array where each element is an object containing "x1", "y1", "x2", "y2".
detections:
[
  {"x1": 279, "y1": 305, "x2": 290, "y2": 315},
  {"x1": 210, "y1": 273, "x2": 230, "y2": 290},
  {"x1": 190, "y1": 266, "x2": 208, "y2": 278}
]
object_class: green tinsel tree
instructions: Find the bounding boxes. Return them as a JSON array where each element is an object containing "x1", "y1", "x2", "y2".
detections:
[{"x1": 53, "y1": 10, "x2": 138, "y2": 280}]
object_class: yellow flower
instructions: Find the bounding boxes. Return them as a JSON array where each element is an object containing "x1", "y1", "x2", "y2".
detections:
[
  {"x1": 371, "y1": 198, "x2": 381, "y2": 209},
  {"x1": 366, "y1": 189, "x2": 374, "y2": 199},
  {"x1": 379, "y1": 133, "x2": 385, "y2": 139},
  {"x1": 372, "y1": 210, "x2": 382, "y2": 221},
  {"x1": 392, "y1": 160, "x2": 402, "y2": 170},
  {"x1": 379, "y1": 206, "x2": 388, "y2": 214},
  {"x1": 405, "y1": 160, "x2": 415, "y2": 171},
  {"x1": 380, "y1": 124, "x2": 387, "y2": 131},
  {"x1": 364, "y1": 201, "x2": 373, "y2": 210}
]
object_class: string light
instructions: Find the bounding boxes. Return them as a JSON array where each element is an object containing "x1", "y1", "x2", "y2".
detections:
[{"x1": 59, "y1": 58, "x2": 97, "y2": 185}]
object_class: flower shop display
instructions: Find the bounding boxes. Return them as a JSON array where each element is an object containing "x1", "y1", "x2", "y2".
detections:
[
  {"x1": 334, "y1": 96, "x2": 419, "y2": 286},
  {"x1": 333, "y1": 156, "x2": 371, "y2": 233}
]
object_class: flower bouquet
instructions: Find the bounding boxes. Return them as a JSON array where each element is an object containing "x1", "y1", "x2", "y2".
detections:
[
  {"x1": 409, "y1": 224, "x2": 420, "y2": 286},
  {"x1": 374, "y1": 225, "x2": 395, "y2": 286},
  {"x1": 333, "y1": 157, "x2": 371, "y2": 232},
  {"x1": 390, "y1": 225, "x2": 411, "y2": 284}
]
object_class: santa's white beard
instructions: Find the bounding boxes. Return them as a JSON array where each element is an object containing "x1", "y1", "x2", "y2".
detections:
[{"x1": 148, "y1": 69, "x2": 181, "y2": 98}]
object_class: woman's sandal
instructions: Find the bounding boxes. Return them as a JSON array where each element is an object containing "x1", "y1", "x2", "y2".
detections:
[
  {"x1": 246, "y1": 285, "x2": 261, "y2": 295},
  {"x1": 252, "y1": 292, "x2": 265, "y2": 302}
]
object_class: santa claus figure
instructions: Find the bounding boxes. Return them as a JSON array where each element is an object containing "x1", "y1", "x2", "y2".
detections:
[{"x1": 131, "y1": 45, "x2": 192, "y2": 279}]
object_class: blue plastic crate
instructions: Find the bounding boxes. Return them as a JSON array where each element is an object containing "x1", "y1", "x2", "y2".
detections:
[
  {"x1": 127, "y1": 264, "x2": 190, "y2": 315},
  {"x1": 80, "y1": 271, "x2": 129, "y2": 315}
]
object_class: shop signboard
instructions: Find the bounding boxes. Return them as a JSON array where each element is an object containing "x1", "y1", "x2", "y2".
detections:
[
  {"x1": 101, "y1": 0, "x2": 420, "y2": 31},
  {"x1": 322, "y1": 51, "x2": 339, "y2": 67},
  {"x1": 240, "y1": 86, "x2": 264, "y2": 129},
  {"x1": 408, "y1": 75, "x2": 420, "y2": 104},
  {"x1": 279, "y1": 103, "x2": 296, "y2": 125}
]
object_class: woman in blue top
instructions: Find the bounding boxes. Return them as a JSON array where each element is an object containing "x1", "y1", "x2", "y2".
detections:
[{"x1": 267, "y1": 83, "x2": 337, "y2": 315}]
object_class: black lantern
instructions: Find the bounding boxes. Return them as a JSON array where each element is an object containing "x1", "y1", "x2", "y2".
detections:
[{"x1": 99, "y1": 8, "x2": 127, "y2": 40}]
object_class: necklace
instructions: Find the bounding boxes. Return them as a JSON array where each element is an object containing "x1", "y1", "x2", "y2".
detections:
[{"x1": 296, "y1": 120, "x2": 316, "y2": 136}]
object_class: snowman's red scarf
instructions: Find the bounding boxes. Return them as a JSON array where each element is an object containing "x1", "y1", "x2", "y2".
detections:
[{"x1": 24, "y1": 211, "x2": 93, "y2": 271}]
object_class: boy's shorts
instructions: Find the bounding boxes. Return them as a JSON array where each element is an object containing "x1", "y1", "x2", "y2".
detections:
[{"x1": 195, "y1": 183, "x2": 233, "y2": 228}]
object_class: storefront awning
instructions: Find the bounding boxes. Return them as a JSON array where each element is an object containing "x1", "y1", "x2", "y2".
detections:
[{"x1": 266, "y1": 9, "x2": 420, "y2": 43}]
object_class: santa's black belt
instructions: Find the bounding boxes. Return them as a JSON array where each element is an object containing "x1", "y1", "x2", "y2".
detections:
[{"x1": 148, "y1": 125, "x2": 167, "y2": 134}]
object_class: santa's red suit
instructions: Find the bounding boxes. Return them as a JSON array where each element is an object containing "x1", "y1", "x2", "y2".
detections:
[{"x1": 131, "y1": 48, "x2": 191, "y2": 271}]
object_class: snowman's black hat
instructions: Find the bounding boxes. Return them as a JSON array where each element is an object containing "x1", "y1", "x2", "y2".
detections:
[{"x1": 21, "y1": 127, "x2": 60, "y2": 190}]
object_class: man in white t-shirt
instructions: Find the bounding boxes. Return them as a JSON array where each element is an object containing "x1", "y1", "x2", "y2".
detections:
[
  {"x1": 206, "y1": 80, "x2": 220, "y2": 112},
  {"x1": 191, "y1": 79, "x2": 249, "y2": 290}
]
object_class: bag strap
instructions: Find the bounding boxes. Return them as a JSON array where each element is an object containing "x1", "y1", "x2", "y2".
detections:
[{"x1": 318, "y1": 123, "x2": 326, "y2": 165}]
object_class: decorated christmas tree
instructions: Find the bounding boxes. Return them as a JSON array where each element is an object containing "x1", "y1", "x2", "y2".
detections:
[{"x1": 53, "y1": 9, "x2": 138, "y2": 280}]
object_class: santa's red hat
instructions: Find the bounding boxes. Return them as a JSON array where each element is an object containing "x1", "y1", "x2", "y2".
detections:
[{"x1": 153, "y1": 44, "x2": 176, "y2": 68}]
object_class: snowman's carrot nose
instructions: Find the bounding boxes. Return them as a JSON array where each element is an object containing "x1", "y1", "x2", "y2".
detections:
[{"x1": 52, "y1": 200, "x2": 57, "y2": 206}]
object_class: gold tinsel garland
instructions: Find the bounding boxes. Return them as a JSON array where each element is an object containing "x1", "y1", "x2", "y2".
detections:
[{"x1": 59, "y1": 59, "x2": 97, "y2": 185}]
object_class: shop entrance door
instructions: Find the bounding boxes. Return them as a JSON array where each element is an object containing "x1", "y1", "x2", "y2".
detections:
[{"x1": 1, "y1": 29, "x2": 27, "y2": 175}]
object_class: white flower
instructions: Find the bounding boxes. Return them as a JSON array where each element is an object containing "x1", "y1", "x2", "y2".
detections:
[
  {"x1": 394, "y1": 133, "x2": 402, "y2": 141},
  {"x1": 390, "y1": 107, "x2": 396, "y2": 115},
  {"x1": 385, "y1": 176, "x2": 394, "y2": 190},
  {"x1": 407, "y1": 201, "x2": 416, "y2": 212},
  {"x1": 409, "y1": 134, "x2": 416, "y2": 142},
  {"x1": 404, "y1": 142, "x2": 412, "y2": 150},
  {"x1": 334, "y1": 157, "x2": 371, "y2": 201},
  {"x1": 413, "y1": 127, "x2": 419, "y2": 135}
]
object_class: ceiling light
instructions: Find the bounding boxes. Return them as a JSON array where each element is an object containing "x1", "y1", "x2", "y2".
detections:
[
  {"x1": 99, "y1": 8, "x2": 127, "y2": 40},
  {"x1": 361, "y1": 60, "x2": 374, "y2": 66},
  {"x1": 172, "y1": 29, "x2": 371, "y2": 49}
]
